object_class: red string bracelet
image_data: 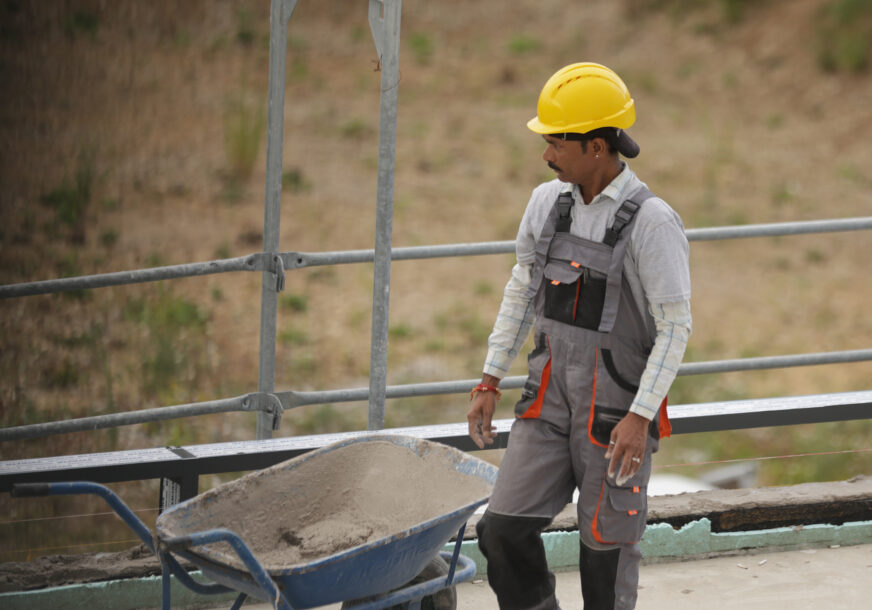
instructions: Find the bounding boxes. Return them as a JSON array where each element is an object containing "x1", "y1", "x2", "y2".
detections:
[{"x1": 470, "y1": 383, "x2": 502, "y2": 400}]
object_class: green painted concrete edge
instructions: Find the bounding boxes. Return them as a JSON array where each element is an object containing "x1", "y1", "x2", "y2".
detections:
[
  {"x1": 0, "y1": 571, "x2": 240, "y2": 610},
  {"x1": 448, "y1": 518, "x2": 872, "y2": 576},
  {"x1": 4, "y1": 519, "x2": 871, "y2": 609}
]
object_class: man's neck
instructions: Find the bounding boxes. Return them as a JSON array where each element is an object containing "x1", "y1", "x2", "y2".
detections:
[{"x1": 579, "y1": 160, "x2": 623, "y2": 204}]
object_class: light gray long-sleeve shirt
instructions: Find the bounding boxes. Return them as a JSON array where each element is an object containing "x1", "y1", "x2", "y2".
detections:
[{"x1": 483, "y1": 165, "x2": 692, "y2": 420}]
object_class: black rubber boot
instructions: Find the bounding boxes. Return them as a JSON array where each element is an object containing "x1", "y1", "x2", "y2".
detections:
[
  {"x1": 476, "y1": 512, "x2": 558, "y2": 609},
  {"x1": 579, "y1": 543, "x2": 621, "y2": 609}
]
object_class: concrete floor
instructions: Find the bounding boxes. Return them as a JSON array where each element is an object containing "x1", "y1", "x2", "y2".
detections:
[{"x1": 235, "y1": 542, "x2": 872, "y2": 609}]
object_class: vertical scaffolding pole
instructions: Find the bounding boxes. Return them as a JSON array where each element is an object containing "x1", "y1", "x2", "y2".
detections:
[
  {"x1": 256, "y1": 0, "x2": 298, "y2": 440},
  {"x1": 367, "y1": 0, "x2": 402, "y2": 430}
]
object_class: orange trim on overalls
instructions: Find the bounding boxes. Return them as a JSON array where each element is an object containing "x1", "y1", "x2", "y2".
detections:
[
  {"x1": 520, "y1": 338, "x2": 552, "y2": 419},
  {"x1": 658, "y1": 396, "x2": 672, "y2": 438},
  {"x1": 591, "y1": 478, "x2": 609, "y2": 544},
  {"x1": 569, "y1": 261, "x2": 582, "y2": 321},
  {"x1": 587, "y1": 348, "x2": 609, "y2": 448}
]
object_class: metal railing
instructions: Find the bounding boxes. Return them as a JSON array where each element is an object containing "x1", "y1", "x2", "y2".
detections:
[
  {"x1": 1, "y1": 1, "x2": 870, "y2": 473},
  {"x1": 2, "y1": 218, "x2": 871, "y2": 444}
]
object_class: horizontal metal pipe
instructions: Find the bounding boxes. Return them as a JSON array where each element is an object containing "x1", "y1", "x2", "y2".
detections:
[
  {"x1": 0, "y1": 255, "x2": 264, "y2": 299},
  {"x1": 1, "y1": 350, "x2": 869, "y2": 443},
  {"x1": 0, "y1": 396, "x2": 249, "y2": 442},
  {"x1": 685, "y1": 216, "x2": 872, "y2": 242},
  {"x1": 283, "y1": 241, "x2": 516, "y2": 269},
  {"x1": 280, "y1": 349, "x2": 872, "y2": 409},
  {"x1": 284, "y1": 217, "x2": 872, "y2": 269},
  {"x1": 5, "y1": 218, "x2": 868, "y2": 298},
  {"x1": 678, "y1": 349, "x2": 872, "y2": 376}
]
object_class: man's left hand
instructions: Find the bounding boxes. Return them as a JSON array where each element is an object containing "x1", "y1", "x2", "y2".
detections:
[{"x1": 604, "y1": 412, "x2": 650, "y2": 486}]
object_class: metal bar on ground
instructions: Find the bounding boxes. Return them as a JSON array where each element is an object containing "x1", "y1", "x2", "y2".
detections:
[{"x1": 367, "y1": 0, "x2": 402, "y2": 431}]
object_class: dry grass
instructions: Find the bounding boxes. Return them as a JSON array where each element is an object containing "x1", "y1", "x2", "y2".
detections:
[{"x1": 0, "y1": 0, "x2": 870, "y2": 561}]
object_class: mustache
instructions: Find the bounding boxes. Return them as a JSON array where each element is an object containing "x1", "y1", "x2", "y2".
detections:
[{"x1": 548, "y1": 161, "x2": 562, "y2": 173}]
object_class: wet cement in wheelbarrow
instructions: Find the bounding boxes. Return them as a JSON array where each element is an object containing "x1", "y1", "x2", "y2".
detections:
[{"x1": 158, "y1": 439, "x2": 493, "y2": 571}]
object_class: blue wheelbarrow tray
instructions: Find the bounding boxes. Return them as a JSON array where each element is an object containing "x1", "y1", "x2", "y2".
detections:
[{"x1": 156, "y1": 434, "x2": 497, "y2": 608}]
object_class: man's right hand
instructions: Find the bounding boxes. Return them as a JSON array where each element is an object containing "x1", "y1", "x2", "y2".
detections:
[{"x1": 467, "y1": 375, "x2": 501, "y2": 449}]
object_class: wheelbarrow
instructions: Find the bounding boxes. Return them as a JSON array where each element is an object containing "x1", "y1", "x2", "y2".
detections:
[{"x1": 12, "y1": 434, "x2": 497, "y2": 609}]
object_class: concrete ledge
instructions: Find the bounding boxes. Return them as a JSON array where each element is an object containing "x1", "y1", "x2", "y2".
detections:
[
  {"x1": 646, "y1": 475, "x2": 872, "y2": 532},
  {"x1": 459, "y1": 475, "x2": 872, "y2": 540},
  {"x1": 0, "y1": 571, "x2": 238, "y2": 610},
  {"x1": 2, "y1": 519, "x2": 870, "y2": 608},
  {"x1": 3, "y1": 479, "x2": 870, "y2": 608},
  {"x1": 447, "y1": 518, "x2": 872, "y2": 576}
]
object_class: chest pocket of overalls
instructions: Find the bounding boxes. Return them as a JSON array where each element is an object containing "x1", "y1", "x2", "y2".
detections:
[
  {"x1": 542, "y1": 233, "x2": 613, "y2": 332},
  {"x1": 543, "y1": 260, "x2": 606, "y2": 330}
]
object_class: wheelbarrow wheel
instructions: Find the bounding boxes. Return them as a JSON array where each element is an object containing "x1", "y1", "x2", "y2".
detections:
[{"x1": 341, "y1": 555, "x2": 457, "y2": 610}]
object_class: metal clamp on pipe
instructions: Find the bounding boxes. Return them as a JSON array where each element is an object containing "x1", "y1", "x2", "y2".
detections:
[
  {"x1": 272, "y1": 254, "x2": 286, "y2": 292},
  {"x1": 241, "y1": 392, "x2": 285, "y2": 430}
]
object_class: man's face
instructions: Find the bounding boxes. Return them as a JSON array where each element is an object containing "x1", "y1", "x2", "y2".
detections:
[{"x1": 541, "y1": 134, "x2": 593, "y2": 184}]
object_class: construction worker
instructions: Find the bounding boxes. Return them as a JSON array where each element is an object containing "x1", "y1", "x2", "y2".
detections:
[{"x1": 467, "y1": 62, "x2": 692, "y2": 609}]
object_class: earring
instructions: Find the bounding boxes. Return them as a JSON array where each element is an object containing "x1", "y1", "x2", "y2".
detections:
[{"x1": 595, "y1": 154, "x2": 600, "y2": 159}]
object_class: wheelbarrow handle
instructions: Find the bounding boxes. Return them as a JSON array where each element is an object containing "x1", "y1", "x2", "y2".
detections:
[
  {"x1": 10, "y1": 481, "x2": 156, "y2": 554},
  {"x1": 161, "y1": 528, "x2": 294, "y2": 610},
  {"x1": 10, "y1": 483, "x2": 51, "y2": 497}
]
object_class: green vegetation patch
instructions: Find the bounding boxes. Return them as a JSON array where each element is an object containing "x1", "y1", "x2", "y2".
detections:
[
  {"x1": 816, "y1": 0, "x2": 872, "y2": 73},
  {"x1": 123, "y1": 285, "x2": 210, "y2": 401}
]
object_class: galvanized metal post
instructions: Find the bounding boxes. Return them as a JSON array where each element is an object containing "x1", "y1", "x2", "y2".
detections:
[
  {"x1": 257, "y1": 0, "x2": 298, "y2": 440},
  {"x1": 367, "y1": 0, "x2": 402, "y2": 430}
]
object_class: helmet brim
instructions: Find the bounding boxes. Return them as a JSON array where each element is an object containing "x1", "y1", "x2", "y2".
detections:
[{"x1": 530, "y1": 123, "x2": 641, "y2": 159}]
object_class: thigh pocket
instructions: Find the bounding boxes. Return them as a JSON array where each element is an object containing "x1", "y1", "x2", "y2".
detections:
[
  {"x1": 514, "y1": 332, "x2": 553, "y2": 419},
  {"x1": 592, "y1": 481, "x2": 648, "y2": 545}
]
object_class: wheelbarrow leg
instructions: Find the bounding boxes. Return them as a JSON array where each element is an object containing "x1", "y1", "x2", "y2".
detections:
[
  {"x1": 446, "y1": 523, "x2": 467, "y2": 586},
  {"x1": 160, "y1": 553, "x2": 172, "y2": 610},
  {"x1": 229, "y1": 592, "x2": 248, "y2": 610}
]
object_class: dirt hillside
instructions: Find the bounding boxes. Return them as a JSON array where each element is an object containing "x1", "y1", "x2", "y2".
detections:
[{"x1": 0, "y1": 0, "x2": 870, "y2": 560}]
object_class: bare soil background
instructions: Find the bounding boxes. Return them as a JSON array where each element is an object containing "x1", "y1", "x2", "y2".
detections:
[{"x1": 0, "y1": 0, "x2": 870, "y2": 562}]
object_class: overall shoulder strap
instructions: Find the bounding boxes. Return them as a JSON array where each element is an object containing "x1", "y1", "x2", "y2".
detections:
[
  {"x1": 602, "y1": 186, "x2": 653, "y2": 246},
  {"x1": 597, "y1": 185, "x2": 654, "y2": 333},
  {"x1": 524, "y1": 190, "x2": 573, "y2": 300},
  {"x1": 554, "y1": 191, "x2": 574, "y2": 233}
]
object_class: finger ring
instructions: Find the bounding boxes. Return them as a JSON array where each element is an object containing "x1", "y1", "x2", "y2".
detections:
[
  {"x1": 609, "y1": 441, "x2": 616, "y2": 446},
  {"x1": 631, "y1": 457, "x2": 641, "y2": 463}
]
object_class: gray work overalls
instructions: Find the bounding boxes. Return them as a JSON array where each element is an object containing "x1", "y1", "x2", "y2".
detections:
[{"x1": 477, "y1": 186, "x2": 670, "y2": 610}]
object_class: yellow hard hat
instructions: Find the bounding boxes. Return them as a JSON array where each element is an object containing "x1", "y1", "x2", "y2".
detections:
[{"x1": 527, "y1": 62, "x2": 636, "y2": 136}]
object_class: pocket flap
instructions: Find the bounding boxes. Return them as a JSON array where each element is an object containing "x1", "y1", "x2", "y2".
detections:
[
  {"x1": 544, "y1": 261, "x2": 583, "y2": 285},
  {"x1": 607, "y1": 486, "x2": 645, "y2": 512}
]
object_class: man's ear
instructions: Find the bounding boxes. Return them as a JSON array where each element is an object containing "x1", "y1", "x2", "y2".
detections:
[{"x1": 591, "y1": 137, "x2": 609, "y2": 156}]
